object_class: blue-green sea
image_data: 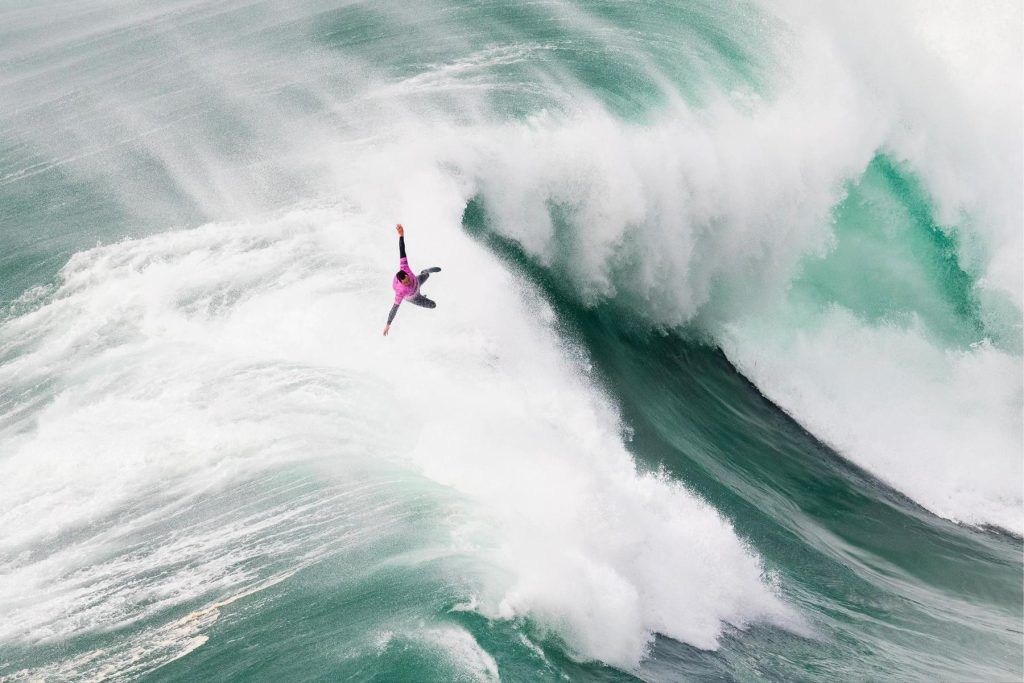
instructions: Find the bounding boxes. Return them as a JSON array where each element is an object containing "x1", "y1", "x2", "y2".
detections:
[{"x1": 1, "y1": 1, "x2": 1021, "y2": 681}]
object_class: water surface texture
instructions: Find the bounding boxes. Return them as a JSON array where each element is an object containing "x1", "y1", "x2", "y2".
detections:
[{"x1": 1, "y1": 1, "x2": 1021, "y2": 681}]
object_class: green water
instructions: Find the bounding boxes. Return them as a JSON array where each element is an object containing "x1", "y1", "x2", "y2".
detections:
[
  {"x1": 797, "y1": 156, "x2": 985, "y2": 348},
  {"x1": 463, "y1": 197, "x2": 1023, "y2": 681},
  {"x1": 0, "y1": 1, "x2": 1020, "y2": 681}
]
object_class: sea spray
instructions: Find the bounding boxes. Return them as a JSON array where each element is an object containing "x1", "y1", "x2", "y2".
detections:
[{"x1": 0, "y1": 0, "x2": 1019, "y2": 680}]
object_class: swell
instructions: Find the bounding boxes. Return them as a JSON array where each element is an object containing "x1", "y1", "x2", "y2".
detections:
[{"x1": 462, "y1": 200, "x2": 1024, "y2": 679}]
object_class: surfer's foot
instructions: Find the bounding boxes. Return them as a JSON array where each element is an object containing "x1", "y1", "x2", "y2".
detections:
[{"x1": 428, "y1": 267, "x2": 441, "y2": 273}]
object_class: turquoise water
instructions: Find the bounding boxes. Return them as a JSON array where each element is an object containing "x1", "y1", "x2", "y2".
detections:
[{"x1": 1, "y1": 1, "x2": 1021, "y2": 681}]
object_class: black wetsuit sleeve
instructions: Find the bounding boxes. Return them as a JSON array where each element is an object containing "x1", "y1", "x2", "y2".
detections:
[
  {"x1": 399, "y1": 235, "x2": 406, "y2": 259},
  {"x1": 387, "y1": 303, "x2": 400, "y2": 324}
]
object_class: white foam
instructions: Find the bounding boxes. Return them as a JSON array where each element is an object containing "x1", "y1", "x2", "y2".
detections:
[
  {"x1": 1, "y1": 569, "x2": 301, "y2": 683},
  {"x1": 722, "y1": 308, "x2": 1023, "y2": 533},
  {"x1": 0, "y1": 201, "x2": 798, "y2": 672},
  {"x1": 416, "y1": 626, "x2": 501, "y2": 683}
]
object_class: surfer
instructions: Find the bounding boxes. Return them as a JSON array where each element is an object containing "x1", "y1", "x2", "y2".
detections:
[{"x1": 383, "y1": 223, "x2": 441, "y2": 336}]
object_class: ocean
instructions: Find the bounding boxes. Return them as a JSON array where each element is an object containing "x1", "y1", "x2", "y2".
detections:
[{"x1": 0, "y1": 1, "x2": 1021, "y2": 680}]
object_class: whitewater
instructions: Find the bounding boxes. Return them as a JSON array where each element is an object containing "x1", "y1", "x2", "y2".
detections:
[{"x1": 0, "y1": 0, "x2": 1020, "y2": 681}]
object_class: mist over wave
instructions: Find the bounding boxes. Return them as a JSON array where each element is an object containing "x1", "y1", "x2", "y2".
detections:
[{"x1": 439, "y1": 1, "x2": 1023, "y2": 532}]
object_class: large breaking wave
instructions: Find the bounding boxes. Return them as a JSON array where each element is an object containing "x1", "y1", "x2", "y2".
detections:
[{"x1": 0, "y1": 0, "x2": 1020, "y2": 679}]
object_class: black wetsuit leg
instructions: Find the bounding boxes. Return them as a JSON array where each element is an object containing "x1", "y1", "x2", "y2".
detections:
[
  {"x1": 408, "y1": 294, "x2": 436, "y2": 309},
  {"x1": 417, "y1": 267, "x2": 441, "y2": 285}
]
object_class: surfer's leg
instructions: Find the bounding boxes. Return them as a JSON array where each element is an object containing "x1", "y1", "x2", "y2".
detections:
[
  {"x1": 408, "y1": 294, "x2": 436, "y2": 309},
  {"x1": 417, "y1": 267, "x2": 441, "y2": 285}
]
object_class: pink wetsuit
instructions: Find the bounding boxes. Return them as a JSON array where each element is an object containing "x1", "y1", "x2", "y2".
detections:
[
  {"x1": 386, "y1": 235, "x2": 439, "y2": 325},
  {"x1": 392, "y1": 257, "x2": 419, "y2": 304}
]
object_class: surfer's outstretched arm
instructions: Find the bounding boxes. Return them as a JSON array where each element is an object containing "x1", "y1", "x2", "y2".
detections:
[
  {"x1": 397, "y1": 223, "x2": 406, "y2": 259},
  {"x1": 383, "y1": 303, "x2": 399, "y2": 336}
]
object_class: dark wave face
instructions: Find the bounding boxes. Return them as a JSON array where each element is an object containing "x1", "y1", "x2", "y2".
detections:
[{"x1": 0, "y1": 1, "x2": 1020, "y2": 681}]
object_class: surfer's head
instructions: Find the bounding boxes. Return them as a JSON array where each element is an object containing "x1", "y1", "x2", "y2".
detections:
[{"x1": 396, "y1": 270, "x2": 409, "y2": 284}]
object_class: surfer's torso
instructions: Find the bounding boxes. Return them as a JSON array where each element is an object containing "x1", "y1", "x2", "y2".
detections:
[{"x1": 392, "y1": 257, "x2": 419, "y2": 303}]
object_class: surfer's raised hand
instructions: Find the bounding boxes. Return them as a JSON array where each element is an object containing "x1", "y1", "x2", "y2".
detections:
[
  {"x1": 396, "y1": 223, "x2": 404, "y2": 236},
  {"x1": 383, "y1": 324, "x2": 390, "y2": 336}
]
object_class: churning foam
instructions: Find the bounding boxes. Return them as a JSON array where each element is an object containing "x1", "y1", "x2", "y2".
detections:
[{"x1": 0, "y1": 193, "x2": 799, "y2": 674}]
